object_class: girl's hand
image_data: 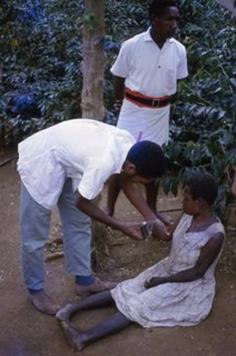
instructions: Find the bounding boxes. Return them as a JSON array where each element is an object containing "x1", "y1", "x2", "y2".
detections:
[
  {"x1": 152, "y1": 220, "x2": 170, "y2": 240},
  {"x1": 165, "y1": 220, "x2": 175, "y2": 237},
  {"x1": 144, "y1": 276, "x2": 164, "y2": 289},
  {"x1": 157, "y1": 213, "x2": 173, "y2": 226}
]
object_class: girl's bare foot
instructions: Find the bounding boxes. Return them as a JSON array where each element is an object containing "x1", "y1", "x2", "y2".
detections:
[
  {"x1": 56, "y1": 303, "x2": 78, "y2": 321},
  {"x1": 59, "y1": 320, "x2": 87, "y2": 351}
]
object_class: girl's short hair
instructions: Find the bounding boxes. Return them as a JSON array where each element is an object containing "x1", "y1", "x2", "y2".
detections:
[
  {"x1": 127, "y1": 140, "x2": 165, "y2": 178},
  {"x1": 186, "y1": 173, "x2": 218, "y2": 206}
]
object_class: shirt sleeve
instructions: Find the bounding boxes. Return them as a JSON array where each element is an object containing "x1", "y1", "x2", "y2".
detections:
[
  {"x1": 110, "y1": 40, "x2": 133, "y2": 78},
  {"x1": 177, "y1": 46, "x2": 188, "y2": 80},
  {"x1": 77, "y1": 163, "x2": 115, "y2": 200}
]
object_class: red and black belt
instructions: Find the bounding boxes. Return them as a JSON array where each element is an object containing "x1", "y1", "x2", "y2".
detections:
[{"x1": 125, "y1": 88, "x2": 172, "y2": 108}]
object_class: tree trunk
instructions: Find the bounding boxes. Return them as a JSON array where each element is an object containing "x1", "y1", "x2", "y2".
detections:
[{"x1": 81, "y1": 0, "x2": 105, "y2": 119}]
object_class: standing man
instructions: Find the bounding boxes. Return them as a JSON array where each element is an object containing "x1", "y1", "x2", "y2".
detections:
[
  {"x1": 110, "y1": 0, "x2": 188, "y2": 217},
  {"x1": 18, "y1": 119, "x2": 166, "y2": 315}
]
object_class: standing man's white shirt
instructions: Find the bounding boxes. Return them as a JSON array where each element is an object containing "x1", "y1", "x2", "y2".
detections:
[
  {"x1": 111, "y1": 29, "x2": 188, "y2": 144},
  {"x1": 18, "y1": 119, "x2": 135, "y2": 209}
]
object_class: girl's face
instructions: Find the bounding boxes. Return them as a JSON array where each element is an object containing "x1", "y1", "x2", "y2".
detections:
[{"x1": 182, "y1": 186, "x2": 201, "y2": 215}]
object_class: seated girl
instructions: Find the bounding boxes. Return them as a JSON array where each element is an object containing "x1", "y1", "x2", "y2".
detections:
[{"x1": 56, "y1": 172, "x2": 225, "y2": 351}]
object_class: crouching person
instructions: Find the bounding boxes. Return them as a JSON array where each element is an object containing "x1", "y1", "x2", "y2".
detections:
[{"x1": 17, "y1": 118, "x2": 167, "y2": 315}]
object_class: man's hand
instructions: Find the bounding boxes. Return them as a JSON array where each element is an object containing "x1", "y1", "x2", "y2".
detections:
[
  {"x1": 144, "y1": 276, "x2": 164, "y2": 289},
  {"x1": 119, "y1": 222, "x2": 143, "y2": 241}
]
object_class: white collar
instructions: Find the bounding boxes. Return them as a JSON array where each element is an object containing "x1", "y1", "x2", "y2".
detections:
[{"x1": 143, "y1": 27, "x2": 174, "y2": 44}]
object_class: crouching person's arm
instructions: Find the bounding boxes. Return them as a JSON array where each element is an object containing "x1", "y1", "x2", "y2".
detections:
[
  {"x1": 75, "y1": 192, "x2": 142, "y2": 241},
  {"x1": 106, "y1": 174, "x2": 121, "y2": 216}
]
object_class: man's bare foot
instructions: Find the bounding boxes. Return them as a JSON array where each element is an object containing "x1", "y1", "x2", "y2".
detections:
[
  {"x1": 59, "y1": 320, "x2": 87, "y2": 351},
  {"x1": 28, "y1": 290, "x2": 60, "y2": 315},
  {"x1": 75, "y1": 277, "x2": 117, "y2": 297}
]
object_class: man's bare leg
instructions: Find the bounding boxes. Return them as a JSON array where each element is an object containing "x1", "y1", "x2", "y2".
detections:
[
  {"x1": 56, "y1": 290, "x2": 114, "y2": 321},
  {"x1": 60, "y1": 312, "x2": 131, "y2": 351}
]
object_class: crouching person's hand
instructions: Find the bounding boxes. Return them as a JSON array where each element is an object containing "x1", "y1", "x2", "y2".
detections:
[{"x1": 119, "y1": 222, "x2": 143, "y2": 241}]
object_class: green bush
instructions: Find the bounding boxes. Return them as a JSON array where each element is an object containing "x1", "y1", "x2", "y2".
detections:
[
  {"x1": 0, "y1": 0, "x2": 84, "y2": 143},
  {"x1": 163, "y1": 0, "x2": 236, "y2": 217}
]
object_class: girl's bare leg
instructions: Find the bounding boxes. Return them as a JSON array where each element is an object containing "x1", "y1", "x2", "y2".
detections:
[
  {"x1": 56, "y1": 290, "x2": 114, "y2": 321},
  {"x1": 60, "y1": 312, "x2": 131, "y2": 351}
]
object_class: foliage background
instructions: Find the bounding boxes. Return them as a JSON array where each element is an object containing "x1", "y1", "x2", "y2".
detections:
[{"x1": 0, "y1": 0, "x2": 235, "y2": 216}]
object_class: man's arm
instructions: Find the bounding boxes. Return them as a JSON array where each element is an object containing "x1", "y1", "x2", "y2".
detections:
[
  {"x1": 145, "y1": 232, "x2": 224, "y2": 288},
  {"x1": 107, "y1": 174, "x2": 121, "y2": 216},
  {"x1": 75, "y1": 193, "x2": 142, "y2": 241},
  {"x1": 113, "y1": 75, "x2": 125, "y2": 115}
]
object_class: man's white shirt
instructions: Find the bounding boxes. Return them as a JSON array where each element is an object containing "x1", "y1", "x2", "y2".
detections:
[
  {"x1": 18, "y1": 119, "x2": 135, "y2": 209},
  {"x1": 111, "y1": 28, "x2": 188, "y2": 96},
  {"x1": 111, "y1": 29, "x2": 188, "y2": 145}
]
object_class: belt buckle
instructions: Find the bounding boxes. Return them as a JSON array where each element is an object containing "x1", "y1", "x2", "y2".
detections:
[{"x1": 152, "y1": 98, "x2": 160, "y2": 108}]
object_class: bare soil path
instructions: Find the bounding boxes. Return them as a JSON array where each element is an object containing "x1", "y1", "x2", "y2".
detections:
[{"x1": 0, "y1": 155, "x2": 235, "y2": 356}]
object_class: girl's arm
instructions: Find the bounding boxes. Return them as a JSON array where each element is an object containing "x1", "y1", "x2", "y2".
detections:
[{"x1": 145, "y1": 232, "x2": 224, "y2": 288}]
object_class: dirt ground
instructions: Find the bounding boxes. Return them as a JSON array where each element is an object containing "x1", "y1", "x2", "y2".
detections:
[{"x1": 0, "y1": 153, "x2": 236, "y2": 356}]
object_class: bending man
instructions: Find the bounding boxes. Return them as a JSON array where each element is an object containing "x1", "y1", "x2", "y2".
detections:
[{"x1": 18, "y1": 119, "x2": 167, "y2": 315}]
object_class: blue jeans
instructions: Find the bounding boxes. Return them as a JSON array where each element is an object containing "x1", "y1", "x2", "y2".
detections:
[{"x1": 20, "y1": 179, "x2": 92, "y2": 290}]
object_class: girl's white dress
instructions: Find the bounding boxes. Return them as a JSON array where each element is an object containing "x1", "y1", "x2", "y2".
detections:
[{"x1": 111, "y1": 214, "x2": 225, "y2": 327}]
